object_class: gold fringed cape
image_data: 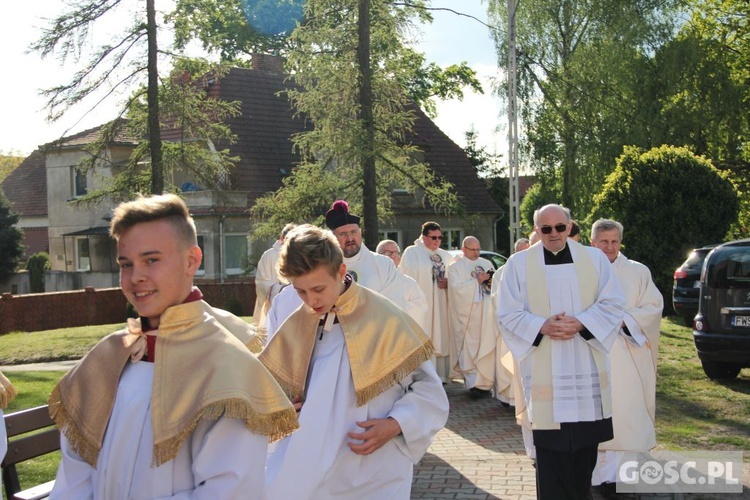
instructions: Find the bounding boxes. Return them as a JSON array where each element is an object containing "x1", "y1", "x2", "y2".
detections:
[
  {"x1": 259, "y1": 280, "x2": 435, "y2": 407},
  {"x1": 0, "y1": 371, "x2": 17, "y2": 409},
  {"x1": 48, "y1": 300, "x2": 299, "y2": 468}
]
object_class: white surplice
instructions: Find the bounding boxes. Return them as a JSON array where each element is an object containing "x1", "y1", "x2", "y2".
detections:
[
  {"x1": 447, "y1": 255, "x2": 497, "y2": 391},
  {"x1": 592, "y1": 252, "x2": 663, "y2": 485},
  {"x1": 253, "y1": 241, "x2": 283, "y2": 324},
  {"x1": 263, "y1": 323, "x2": 448, "y2": 499},
  {"x1": 264, "y1": 248, "x2": 428, "y2": 336},
  {"x1": 497, "y1": 242, "x2": 624, "y2": 426},
  {"x1": 399, "y1": 240, "x2": 453, "y2": 359},
  {"x1": 51, "y1": 362, "x2": 268, "y2": 500},
  {"x1": 490, "y1": 266, "x2": 516, "y2": 405}
]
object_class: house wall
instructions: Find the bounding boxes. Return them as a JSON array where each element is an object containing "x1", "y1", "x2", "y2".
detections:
[
  {"x1": 388, "y1": 213, "x2": 499, "y2": 254},
  {"x1": 46, "y1": 147, "x2": 131, "y2": 272}
]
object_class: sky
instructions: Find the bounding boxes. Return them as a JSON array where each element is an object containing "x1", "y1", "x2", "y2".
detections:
[{"x1": 0, "y1": 1, "x2": 505, "y2": 159}]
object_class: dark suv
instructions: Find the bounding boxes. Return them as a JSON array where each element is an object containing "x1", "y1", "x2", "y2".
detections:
[
  {"x1": 693, "y1": 239, "x2": 750, "y2": 380},
  {"x1": 673, "y1": 245, "x2": 717, "y2": 326}
]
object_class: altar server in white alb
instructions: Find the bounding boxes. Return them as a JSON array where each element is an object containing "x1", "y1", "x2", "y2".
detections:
[
  {"x1": 590, "y1": 218, "x2": 663, "y2": 488},
  {"x1": 447, "y1": 236, "x2": 497, "y2": 396},
  {"x1": 497, "y1": 204, "x2": 625, "y2": 499},
  {"x1": 260, "y1": 225, "x2": 448, "y2": 499},
  {"x1": 265, "y1": 201, "x2": 428, "y2": 333},
  {"x1": 48, "y1": 194, "x2": 298, "y2": 500},
  {"x1": 252, "y1": 223, "x2": 296, "y2": 326},
  {"x1": 400, "y1": 221, "x2": 454, "y2": 382}
]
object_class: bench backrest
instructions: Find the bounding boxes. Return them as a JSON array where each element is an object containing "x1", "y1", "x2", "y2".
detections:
[{"x1": 2, "y1": 405, "x2": 60, "y2": 499}]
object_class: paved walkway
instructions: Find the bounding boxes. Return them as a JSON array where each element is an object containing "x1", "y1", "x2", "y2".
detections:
[{"x1": 3, "y1": 363, "x2": 748, "y2": 499}]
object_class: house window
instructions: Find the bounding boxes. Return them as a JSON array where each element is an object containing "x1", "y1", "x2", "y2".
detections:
[
  {"x1": 441, "y1": 229, "x2": 463, "y2": 250},
  {"x1": 378, "y1": 230, "x2": 402, "y2": 248},
  {"x1": 196, "y1": 235, "x2": 206, "y2": 276},
  {"x1": 72, "y1": 168, "x2": 88, "y2": 198},
  {"x1": 76, "y1": 237, "x2": 91, "y2": 271},
  {"x1": 224, "y1": 234, "x2": 249, "y2": 276}
]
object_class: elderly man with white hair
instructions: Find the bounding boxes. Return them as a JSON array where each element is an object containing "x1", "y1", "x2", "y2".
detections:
[{"x1": 590, "y1": 218, "x2": 663, "y2": 493}]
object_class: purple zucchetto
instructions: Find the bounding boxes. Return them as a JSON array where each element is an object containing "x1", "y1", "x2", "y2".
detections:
[{"x1": 325, "y1": 200, "x2": 361, "y2": 230}]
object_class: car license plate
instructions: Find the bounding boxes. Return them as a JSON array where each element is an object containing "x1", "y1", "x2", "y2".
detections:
[{"x1": 732, "y1": 316, "x2": 750, "y2": 327}]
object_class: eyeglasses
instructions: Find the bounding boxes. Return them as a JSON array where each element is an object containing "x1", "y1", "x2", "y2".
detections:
[
  {"x1": 539, "y1": 224, "x2": 568, "y2": 235},
  {"x1": 380, "y1": 249, "x2": 401, "y2": 257},
  {"x1": 426, "y1": 235, "x2": 443, "y2": 241},
  {"x1": 334, "y1": 228, "x2": 360, "y2": 239}
]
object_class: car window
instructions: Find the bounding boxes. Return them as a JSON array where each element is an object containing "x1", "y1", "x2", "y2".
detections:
[
  {"x1": 707, "y1": 247, "x2": 750, "y2": 288},
  {"x1": 683, "y1": 250, "x2": 709, "y2": 270}
]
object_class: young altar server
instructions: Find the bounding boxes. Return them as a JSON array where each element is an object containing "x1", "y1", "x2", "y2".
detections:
[
  {"x1": 260, "y1": 224, "x2": 449, "y2": 499},
  {"x1": 48, "y1": 193, "x2": 298, "y2": 499}
]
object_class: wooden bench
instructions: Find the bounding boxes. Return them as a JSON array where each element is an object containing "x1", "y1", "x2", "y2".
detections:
[{"x1": 2, "y1": 405, "x2": 59, "y2": 500}]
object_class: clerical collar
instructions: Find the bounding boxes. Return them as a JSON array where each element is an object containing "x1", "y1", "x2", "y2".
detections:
[
  {"x1": 141, "y1": 287, "x2": 204, "y2": 362},
  {"x1": 543, "y1": 243, "x2": 573, "y2": 265}
]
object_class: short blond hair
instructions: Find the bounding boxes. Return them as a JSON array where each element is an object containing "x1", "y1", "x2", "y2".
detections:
[
  {"x1": 278, "y1": 225, "x2": 343, "y2": 279},
  {"x1": 110, "y1": 193, "x2": 197, "y2": 247}
]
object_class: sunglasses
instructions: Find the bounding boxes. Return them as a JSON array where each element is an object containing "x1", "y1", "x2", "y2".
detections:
[
  {"x1": 539, "y1": 224, "x2": 568, "y2": 235},
  {"x1": 426, "y1": 235, "x2": 443, "y2": 241}
]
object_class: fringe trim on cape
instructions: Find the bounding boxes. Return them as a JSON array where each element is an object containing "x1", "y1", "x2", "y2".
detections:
[
  {"x1": 355, "y1": 340, "x2": 435, "y2": 407},
  {"x1": 0, "y1": 379, "x2": 17, "y2": 409},
  {"x1": 48, "y1": 384, "x2": 102, "y2": 468},
  {"x1": 152, "y1": 398, "x2": 299, "y2": 467},
  {"x1": 247, "y1": 331, "x2": 266, "y2": 354}
]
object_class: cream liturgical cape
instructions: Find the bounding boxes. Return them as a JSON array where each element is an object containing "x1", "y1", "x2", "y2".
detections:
[
  {"x1": 1, "y1": 371, "x2": 17, "y2": 462},
  {"x1": 447, "y1": 255, "x2": 497, "y2": 391},
  {"x1": 259, "y1": 280, "x2": 449, "y2": 499},
  {"x1": 49, "y1": 300, "x2": 298, "y2": 499},
  {"x1": 399, "y1": 239, "x2": 453, "y2": 357},
  {"x1": 497, "y1": 241, "x2": 625, "y2": 429},
  {"x1": 593, "y1": 253, "x2": 663, "y2": 484},
  {"x1": 252, "y1": 240, "x2": 283, "y2": 326}
]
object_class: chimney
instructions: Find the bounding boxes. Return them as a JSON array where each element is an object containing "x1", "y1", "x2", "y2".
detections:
[{"x1": 252, "y1": 53, "x2": 285, "y2": 74}]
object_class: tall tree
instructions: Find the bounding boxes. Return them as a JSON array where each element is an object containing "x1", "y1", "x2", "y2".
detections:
[
  {"x1": 0, "y1": 191, "x2": 24, "y2": 282},
  {"x1": 251, "y1": 0, "x2": 480, "y2": 245},
  {"x1": 487, "y1": 0, "x2": 680, "y2": 216}
]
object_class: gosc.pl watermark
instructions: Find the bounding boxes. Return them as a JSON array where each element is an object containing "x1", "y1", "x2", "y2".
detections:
[{"x1": 616, "y1": 451, "x2": 743, "y2": 493}]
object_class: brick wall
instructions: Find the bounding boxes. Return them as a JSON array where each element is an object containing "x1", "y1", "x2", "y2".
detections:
[{"x1": 0, "y1": 281, "x2": 257, "y2": 335}]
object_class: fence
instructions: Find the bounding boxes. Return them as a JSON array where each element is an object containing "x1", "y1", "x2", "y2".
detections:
[{"x1": 0, "y1": 281, "x2": 257, "y2": 335}]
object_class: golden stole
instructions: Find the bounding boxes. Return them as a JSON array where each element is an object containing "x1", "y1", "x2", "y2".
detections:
[
  {"x1": 526, "y1": 241, "x2": 611, "y2": 430},
  {"x1": 48, "y1": 300, "x2": 298, "y2": 468},
  {"x1": 259, "y1": 280, "x2": 434, "y2": 407}
]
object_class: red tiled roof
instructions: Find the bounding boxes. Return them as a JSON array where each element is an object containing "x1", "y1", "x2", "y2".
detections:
[
  {"x1": 1, "y1": 150, "x2": 47, "y2": 217},
  {"x1": 209, "y1": 66, "x2": 500, "y2": 214},
  {"x1": 41, "y1": 120, "x2": 139, "y2": 150}
]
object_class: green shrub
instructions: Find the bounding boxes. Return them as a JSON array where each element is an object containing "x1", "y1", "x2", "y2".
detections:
[
  {"x1": 223, "y1": 297, "x2": 244, "y2": 316},
  {"x1": 25, "y1": 252, "x2": 50, "y2": 293},
  {"x1": 589, "y1": 145, "x2": 738, "y2": 307}
]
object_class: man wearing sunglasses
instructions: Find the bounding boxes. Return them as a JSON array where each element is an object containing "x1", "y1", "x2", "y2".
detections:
[
  {"x1": 400, "y1": 221, "x2": 455, "y2": 383},
  {"x1": 496, "y1": 204, "x2": 626, "y2": 499}
]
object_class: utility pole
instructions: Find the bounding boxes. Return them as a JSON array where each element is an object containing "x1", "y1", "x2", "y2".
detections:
[{"x1": 507, "y1": 0, "x2": 520, "y2": 253}]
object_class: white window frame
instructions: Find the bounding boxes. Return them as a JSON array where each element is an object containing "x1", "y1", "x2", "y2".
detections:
[
  {"x1": 441, "y1": 228, "x2": 464, "y2": 250},
  {"x1": 224, "y1": 234, "x2": 249, "y2": 276},
  {"x1": 75, "y1": 237, "x2": 91, "y2": 271},
  {"x1": 72, "y1": 167, "x2": 88, "y2": 198},
  {"x1": 378, "y1": 229, "x2": 403, "y2": 249}
]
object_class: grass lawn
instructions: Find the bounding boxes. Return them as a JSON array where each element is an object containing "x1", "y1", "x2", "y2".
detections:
[{"x1": 656, "y1": 317, "x2": 750, "y2": 455}]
